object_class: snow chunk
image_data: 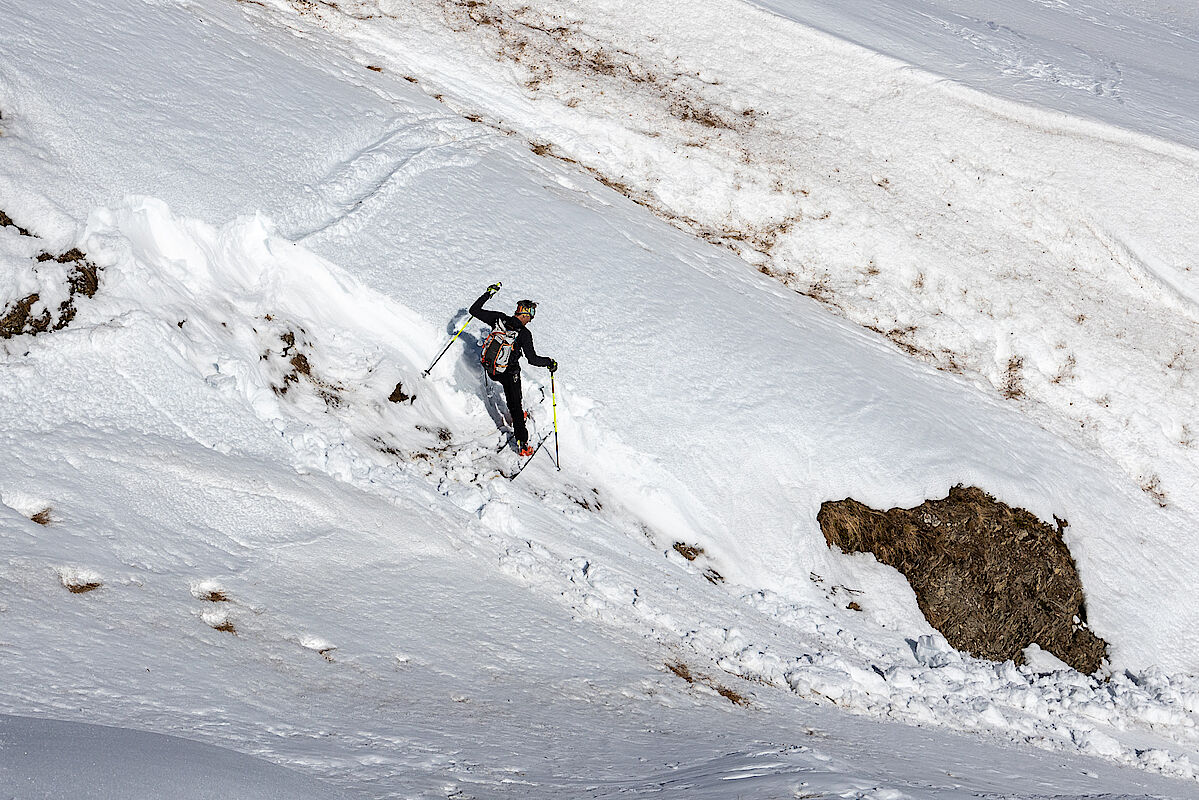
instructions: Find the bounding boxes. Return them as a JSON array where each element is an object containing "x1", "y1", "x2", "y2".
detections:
[
  {"x1": 1022, "y1": 643, "x2": 1072, "y2": 675},
  {"x1": 56, "y1": 567, "x2": 103, "y2": 594}
]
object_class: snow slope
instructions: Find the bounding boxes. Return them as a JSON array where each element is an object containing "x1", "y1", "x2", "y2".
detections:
[
  {"x1": 0, "y1": 714, "x2": 360, "y2": 799},
  {"x1": 3, "y1": 0, "x2": 1199, "y2": 796},
  {"x1": 748, "y1": 0, "x2": 1199, "y2": 152},
  {"x1": 249, "y1": 0, "x2": 1199, "y2": 531},
  {"x1": 221, "y1": 0, "x2": 1199, "y2": 664}
]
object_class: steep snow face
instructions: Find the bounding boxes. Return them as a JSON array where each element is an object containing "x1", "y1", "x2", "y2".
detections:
[
  {"x1": 217, "y1": 0, "x2": 1199, "y2": 665},
  {"x1": 5, "y1": 0, "x2": 1199, "y2": 795},
  {"x1": 4, "y1": 195, "x2": 1199, "y2": 796},
  {"x1": 239, "y1": 0, "x2": 1199, "y2": 531}
]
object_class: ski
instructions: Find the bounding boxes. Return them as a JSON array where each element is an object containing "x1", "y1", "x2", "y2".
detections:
[{"x1": 501, "y1": 433, "x2": 552, "y2": 481}]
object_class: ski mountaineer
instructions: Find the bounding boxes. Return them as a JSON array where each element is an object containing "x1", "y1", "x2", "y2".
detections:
[{"x1": 470, "y1": 283, "x2": 558, "y2": 457}]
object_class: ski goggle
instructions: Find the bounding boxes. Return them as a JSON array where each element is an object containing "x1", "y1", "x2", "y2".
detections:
[{"x1": 516, "y1": 300, "x2": 537, "y2": 319}]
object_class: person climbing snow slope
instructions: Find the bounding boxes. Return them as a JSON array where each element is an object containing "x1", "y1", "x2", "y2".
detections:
[{"x1": 470, "y1": 283, "x2": 557, "y2": 456}]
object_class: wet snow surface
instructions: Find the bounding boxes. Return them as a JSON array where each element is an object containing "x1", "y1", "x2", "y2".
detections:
[{"x1": 1, "y1": 0, "x2": 1199, "y2": 797}]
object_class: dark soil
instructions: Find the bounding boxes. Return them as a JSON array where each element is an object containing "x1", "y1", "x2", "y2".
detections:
[
  {"x1": 666, "y1": 661, "x2": 750, "y2": 707},
  {"x1": 818, "y1": 485, "x2": 1107, "y2": 674},
  {"x1": 0, "y1": 210, "x2": 33, "y2": 237},
  {"x1": 388, "y1": 381, "x2": 414, "y2": 404},
  {"x1": 0, "y1": 249, "x2": 100, "y2": 339},
  {"x1": 64, "y1": 578, "x2": 102, "y2": 594},
  {"x1": 269, "y1": 330, "x2": 342, "y2": 407}
]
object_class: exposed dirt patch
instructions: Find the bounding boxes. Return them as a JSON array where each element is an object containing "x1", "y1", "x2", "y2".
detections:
[
  {"x1": 388, "y1": 381, "x2": 415, "y2": 404},
  {"x1": 666, "y1": 661, "x2": 751, "y2": 707},
  {"x1": 416, "y1": 424, "x2": 453, "y2": 443},
  {"x1": 566, "y1": 486, "x2": 602, "y2": 511},
  {"x1": 671, "y1": 542, "x2": 724, "y2": 584},
  {"x1": 58, "y1": 569, "x2": 103, "y2": 594},
  {"x1": 1001, "y1": 355, "x2": 1026, "y2": 400},
  {"x1": 0, "y1": 248, "x2": 101, "y2": 339},
  {"x1": 267, "y1": 328, "x2": 344, "y2": 407},
  {"x1": 818, "y1": 485, "x2": 1107, "y2": 674},
  {"x1": 29, "y1": 508, "x2": 52, "y2": 526},
  {"x1": 0, "y1": 210, "x2": 33, "y2": 237},
  {"x1": 1139, "y1": 474, "x2": 1168, "y2": 508}
]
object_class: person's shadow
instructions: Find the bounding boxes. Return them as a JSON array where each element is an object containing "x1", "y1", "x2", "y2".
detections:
[{"x1": 444, "y1": 308, "x2": 511, "y2": 438}]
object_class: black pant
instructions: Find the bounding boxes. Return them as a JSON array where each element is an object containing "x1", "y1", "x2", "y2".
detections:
[{"x1": 499, "y1": 371, "x2": 528, "y2": 445}]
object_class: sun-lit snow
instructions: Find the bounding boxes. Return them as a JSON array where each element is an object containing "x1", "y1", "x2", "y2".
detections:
[{"x1": 2, "y1": 0, "x2": 1199, "y2": 797}]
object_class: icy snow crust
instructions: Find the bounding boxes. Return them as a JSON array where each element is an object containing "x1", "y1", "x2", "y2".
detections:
[{"x1": 2, "y1": 0, "x2": 1199, "y2": 796}]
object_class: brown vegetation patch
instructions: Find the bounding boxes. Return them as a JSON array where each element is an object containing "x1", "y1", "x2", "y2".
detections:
[
  {"x1": 211, "y1": 618, "x2": 237, "y2": 634},
  {"x1": 269, "y1": 330, "x2": 343, "y2": 407},
  {"x1": 59, "y1": 573, "x2": 103, "y2": 594},
  {"x1": 0, "y1": 210, "x2": 33, "y2": 237},
  {"x1": 666, "y1": 661, "x2": 750, "y2": 707},
  {"x1": 199, "y1": 589, "x2": 230, "y2": 602},
  {"x1": 1001, "y1": 355, "x2": 1026, "y2": 399},
  {"x1": 439, "y1": 0, "x2": 751, "y2": 142},
  {"x1": 416, "y1": 424, "x2": 453, "y2": 443},
  {"x1": 30, "y1": 508, "x2": 52, "y2": 525},
  {"x1": 671, "y1": 542, "x2": 724, "y2": 583},
  {"x1": 1139, "y1": 474, "x2": 1168, "y2": 508},
  {"x1": 818, "y1": 485, "x2": 1107, "y2": 674},
  {"x1": 1, "y1": 294, "x2": 51, "y2": 338},
  {"x1": 566, "y1": 486, "x2": 602, "y2": 511},
  {"x1": 1, "y1": 248, "x2": 100, "y2": 338}
]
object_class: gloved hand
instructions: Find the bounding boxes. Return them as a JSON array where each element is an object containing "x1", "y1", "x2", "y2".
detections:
[
  {"x1": 486, "y1": 282, "x2": 502, "y2": 295},
  {"x1": 548, "y1": 359, "x2": 558, "y2": 373}
]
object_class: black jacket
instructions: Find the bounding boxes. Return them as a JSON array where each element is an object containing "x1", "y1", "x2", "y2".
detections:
[{"x1": 470, "y1": 291, "x2": 553, "y2": 375}]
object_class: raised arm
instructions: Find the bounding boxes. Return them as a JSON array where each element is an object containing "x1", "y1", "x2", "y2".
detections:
[{"x1": 469, "y1": 284, "x2": 503, "y2": 326}]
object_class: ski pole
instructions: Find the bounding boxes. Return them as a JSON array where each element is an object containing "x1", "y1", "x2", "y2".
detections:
[
  {"x1": 551, "y1": 372, "x2": 560, "y2": 471},
  {"x1": 422, "y1": 314, "x2": 473, "y2": 377},
  {"x1": 423, "y1": 282, "x2": 501, "y2": 377}
]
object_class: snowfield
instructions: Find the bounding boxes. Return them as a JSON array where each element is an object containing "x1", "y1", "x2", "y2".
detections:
[{"x1": 2, "y1": 0, "x2": 1199, "y2": 797}]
